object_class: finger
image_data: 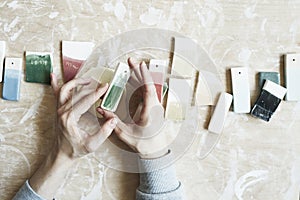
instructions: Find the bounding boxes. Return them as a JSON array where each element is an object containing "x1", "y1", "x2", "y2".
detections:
[
  {"x1": 128, "y1": 57, "x2": 143, "y2": 82},
  {"x1": 50, "y1": 73, "x2": 60, "y2": 98},
  {"x1": 140, "y1": 61, "x2": 156, "y2": 94},
  {"x1": 97, "y1": 108, "x2": 131, "y2": 135},
  {"x1": 71, "y1": 84, "x2": 109, "y2": 121},
  {"x1": 60, "y1": 78, "x2": 92, "y2": 105},
  {"x1": 84, "y1": 117, "x2": 117, "y2": 152},
  {"x1": 61, "y1": 79, "x2": 101, "y2": 112}
]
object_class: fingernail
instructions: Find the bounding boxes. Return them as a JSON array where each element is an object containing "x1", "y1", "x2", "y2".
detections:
[
  {"x1": 110, "y1": 118, "x2": 117, "y2": 127},
  {"x1": 130, "y1": 57, "x2": 138, "y2": 64},
  {"x1": 98, "y1": 108, "x2": 104, "y2": 115},
  {"x1": 141, "y1": 61, "x2": 147, "y2": 68}
]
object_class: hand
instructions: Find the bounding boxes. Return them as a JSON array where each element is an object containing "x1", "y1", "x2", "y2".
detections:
[
  {"x1": 99, "y1": 58, "x2": 170, "y2": 159},
  {"x1": 29, "y1": 74, "x2": 117, "y2": 198},
  {"x1": 51, "y1": 74, "x2": 117, "y2": 158}
]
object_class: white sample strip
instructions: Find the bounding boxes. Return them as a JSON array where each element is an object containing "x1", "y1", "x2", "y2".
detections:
[
  {"x1": 263, "y1": 80, "x2": 287, "y2": 99},
  {"x1": 62, "y1": 41, "x2": 95, "y2": 61},
  {"x1": 149, "y1": 59, "x2": 166, "y2": 102},
  {"x1": 171, "y1": 37, "x2": 196, "y2": 78},
  {"x1": 0, "y1": 41, "x2": 6, "y2": 82},
  {"x1": 165, "y1": 78, "x2": 192, "y2": 120},
  {"x1": 231, "y1": 67, "x2": 250, "y2": 113},
  {"x1": 285, "y1": 53, "x2": 300, "y2": 101},
  {"x1": 101, "y1": 62, "x2": 130, "y2": 112},
  {"x1": 195, "y1": 72, "x2": 214, "y2": 105},
  {"x1": 2, "y1": 58, "x2": 22, "y2": 101},
  {"x1": 208, "y1": 92, "x2": 233, "y2": 134}
]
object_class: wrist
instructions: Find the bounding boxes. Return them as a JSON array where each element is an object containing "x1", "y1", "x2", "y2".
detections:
[{"x1": 29, "y1": 146, "x2": 76, "y2": 198}]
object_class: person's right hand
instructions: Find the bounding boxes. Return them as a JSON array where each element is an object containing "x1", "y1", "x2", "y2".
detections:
[{"x1": 99, "y1": 58, "x2": 170, "y2": 159}]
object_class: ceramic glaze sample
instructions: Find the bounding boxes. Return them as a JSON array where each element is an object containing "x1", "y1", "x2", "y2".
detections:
[
  {"x1": 285, "y1": 54, "x2": 300, "y2": 101},
  {"x1": 231, "y1": 67, "x2": 251, "y2": 113},
  {"x1": 208, "y1": 92, "x2": 233, "y2": 134},
  {"x1": 149, "y1": 59, "x2": 166, "y2": 102},
  {"x1": 62, "y1": 41, "x2": 95, "y2": 82},
  {"x1": 25, "y1": 52, "x2": 53, "y2": 84},
  {"x1": 2, "y1": 58, "x2": 22, "y2": 101},
  {"x1": 165, "y1": 78, "x2": 192, "y2": 120},
  {"x1": 251, "y1": 80, "x2": 287, "y2": 122},
  {"x1": 258, "y1": 72, "x2": 280, "y2": 89},
  {"x1": 101, "y1": 62, "x2": 130, "y2": 112}
]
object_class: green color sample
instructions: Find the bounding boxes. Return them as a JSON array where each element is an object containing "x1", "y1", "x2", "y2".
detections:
[
  {"x1": 26, "y1": 54, "x2": 52, "y2": 84},
  {"x1": 103, "y1": 85, "x2": 123, "y2": 110}
]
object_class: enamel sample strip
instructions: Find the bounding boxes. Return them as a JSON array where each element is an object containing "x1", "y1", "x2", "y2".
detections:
[
  {"x1": 165, "y1": 78, "x2": 192, "y2": 120},
  {"x1": 25, "y1": 52, "x2": 53, "y2": 84},
  {"x1": 285, "y1": 53, "x2": 300, "y2": 101},
  {"x1": 0, "y1": 41, "x2": 6, "y2": 83},
  {"x1": 62, "y1": 41, "x2": 95, "y2": 82},
  {"x1": 2, "y1": 58, "x2": 22, "y2": 101},
  {"x1": 251, "y1": 80, "x2": 287, "y2": 122},
  {"x1": 101, "y1": 62, "x2": 130, "y2": 112},
  {"x1": 208, "y1": 92, "x2": 233, "y2": 134},
  {"x1": 149, "y1": 59, "x2": 167, "y2": 102},
  {"x1": 231, "y1": 67, "x2": 251, "y2": 113}
]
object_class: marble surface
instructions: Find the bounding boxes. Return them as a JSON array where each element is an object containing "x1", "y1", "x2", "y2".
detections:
[{"x1": 1, "y1": 0, "x2": 300, "y2": 199}]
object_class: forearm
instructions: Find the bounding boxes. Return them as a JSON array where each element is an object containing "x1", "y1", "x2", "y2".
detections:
[{"x1": 29, "y1": 148, "x2": 75, "y2": 199}]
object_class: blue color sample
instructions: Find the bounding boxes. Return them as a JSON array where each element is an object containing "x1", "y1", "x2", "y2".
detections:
[{"x1": 2, "y1": 69, "x2": 21, "y2": 101}]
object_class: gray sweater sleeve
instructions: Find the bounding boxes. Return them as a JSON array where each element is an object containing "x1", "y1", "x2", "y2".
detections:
[
  {"x1": 13, "y1": 180, "x2": 45, "y2": 200},
  {"x1": 136, "y1": 151, "x2": 184, "y2": 200},
  {"x1": 13, "y1": 152, "x2": 183, "y2": 200}
]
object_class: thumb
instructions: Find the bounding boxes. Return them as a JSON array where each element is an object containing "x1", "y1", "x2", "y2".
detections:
[{"x1": 84, "y1": 118, "x2": 117, "y2": 152}]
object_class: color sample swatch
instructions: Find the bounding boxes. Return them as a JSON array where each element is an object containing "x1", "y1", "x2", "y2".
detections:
[
  {"x1": 2, "y1": 58, "x2": 22, "y2": 101},
  {"x1": 231, "y1": 67, "x2": 251, "y2": 113},
  {"x1": 149, "y1": 59, "x2": 166, "y2": 102},
  {"x1": 208, "y1": 92, "x2": 233, "y2": 134},
  {"x1": 25, "y1": 52, "x2": 53, "y2": 84},
  {"x1": 285, "y1": 53, "x2": 300, "y2": 101},
  {"x1": 165, "y1": 78, "x2": 192, "y2": 120},
  {"x1": 62, "y1": 41, "x2": 95, "y2": 82},
  {"x1": 258, "y1": 72, "x2": 280, "y2": 89},
  {"x1": 171, "y1": 37, "x2": 196, "y2": 78},
  {"x1": 0, "y1": 41, "x2": 5, "y2": 83},
  {"x1": 251, "y1": 80, "x2": 287, "y2": 122},
  {"x1": 101, "y1": 62, "x2": 130, "y2": 112}
]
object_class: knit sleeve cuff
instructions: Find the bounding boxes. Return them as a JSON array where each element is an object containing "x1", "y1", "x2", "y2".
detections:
[
  {"x1": 137, "y1": 150, "x2": 181, "y2": 194},
  {"x1": 13, "y1": 180, "x2": 45, "y2": 200}
]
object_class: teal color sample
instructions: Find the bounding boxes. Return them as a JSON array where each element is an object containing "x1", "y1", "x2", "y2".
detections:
[
  {"x1": 26, "y1": 54, "x2": 52, "y2": 84},
  {"x1": 258, "y1": 72, "x2": 280, "y2": 89}
]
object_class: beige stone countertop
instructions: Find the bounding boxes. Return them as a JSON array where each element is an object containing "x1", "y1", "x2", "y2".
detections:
[{"x1": 1, "y1": 1, "x2": 300, "y2": 199}]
